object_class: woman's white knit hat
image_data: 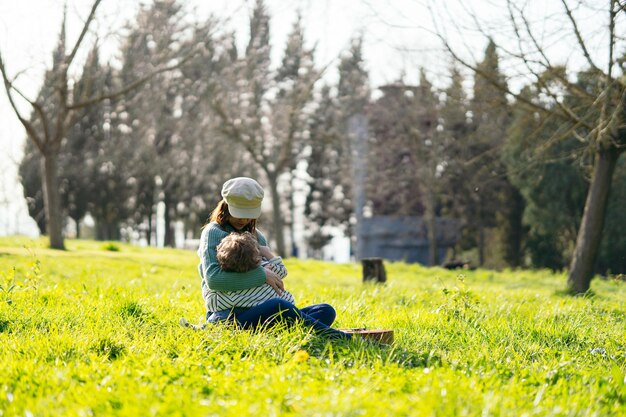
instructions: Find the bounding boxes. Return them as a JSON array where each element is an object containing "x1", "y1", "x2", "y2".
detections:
[{"x1": 221, "y1": 177, "x2": 264, "y2": 219}]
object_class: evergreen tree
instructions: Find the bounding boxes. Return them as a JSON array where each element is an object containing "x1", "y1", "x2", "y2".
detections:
[
  {"x1": 368, "y1": 70, "x2": 446, "y2": 265},
  {"x1": 336, "y1": 37, "x2": 370, "y2": 258},
  {"x1": 415, "y1": 69, "x2": 446, "y2": 265},
  {"x1": 62, "y1": 44, "x2": 104, "y2": 237},
  {"x1": 368, "y1": 81, "x2": 424, "y2": 216},
  {"x1": 337, "y1": 37, "x2": 370, "y2": 117},
  {"x1": 177, "y1": 19, "x2": 244, "y2": 237},
  {"x1": 117, "y1": 0, "x2": 189, "y2": 246},
  {"x1": 465, "y1": 39, "x2": 521, "y2": 267},
  {"x1": 87, "y1": 65, "x2": 134, "y2": 240},
  {"x1": 211, "y1": 0, "x2": 318, "y2": 256},
  {"x1": 304, "y1": 86, "x2": 349, "y2": 255},
  {"x1": 18, "y1": 140, "x2": 46, "y2": 234},
  {"x1": 503, "y1": 85, "x2": 586, "y2": 269},
  {"x1": 303, "y1": 36, "x2": 370, "y2": 256},
  {"x1": 440, "y1": 65, "x2": 470, "y2": 219},
  {"x1": 505, "y1": 67, "x2": 626, "y2": 275}
]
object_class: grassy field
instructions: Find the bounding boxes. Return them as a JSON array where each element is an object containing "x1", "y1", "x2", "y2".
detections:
[{"x1": 0, "y1": 236, "x2": 624, "y2": 416}]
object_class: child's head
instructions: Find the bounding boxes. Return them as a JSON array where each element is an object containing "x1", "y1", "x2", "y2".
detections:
[{"x1": 216, "y1": 232, "x2": 261, "y2": 273}]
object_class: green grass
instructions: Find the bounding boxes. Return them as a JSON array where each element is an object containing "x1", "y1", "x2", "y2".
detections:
[{"x1": 0, "y1": 236, "x2": 624, "y2": 416}]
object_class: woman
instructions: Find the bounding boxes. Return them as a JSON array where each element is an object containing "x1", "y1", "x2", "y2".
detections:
[{"x1": 197, "y1": 177, "x2": 351, "y2": 339}]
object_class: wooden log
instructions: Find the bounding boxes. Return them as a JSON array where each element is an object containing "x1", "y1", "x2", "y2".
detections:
[
  {"x1": 362, "y1": 257, "x2": 386, "y2": 283},
  {"x1": 341, "y1": 328, "x2": 394, "y2": 344}
]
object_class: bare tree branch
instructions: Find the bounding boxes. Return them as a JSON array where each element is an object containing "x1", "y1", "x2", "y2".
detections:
[
  {"x1": 2, "y1": 78, "x2": 54, "y2": 147},
  {"x1": 560, "y1": 0, "x2": 600, "y2": 72},
  {"x1": 210, "y1": 97, "x2": 265, "y2": 167},
  {"x1": 502, "y1": 1, "x2": 596, "y2": 103},
  {"x1": 598, "y1": 0, "x2": 618, "y2": 149},
  {"x1": 276, "y1": 61, "x2": 332, "y2": 171},
  {"x1": 66, "y1": 0, "x2": 103, "y2": 68},
  {"x1": 436, "y1": 31, "x2": 596, "y2": 132},
  {"x1": 504, "y1": 1, "x2": 585, "y2": 122},
  {"x1": 69, "y1": 50, "x2": 197, "y2": 110},
  {"x1": 0, "y1": 52, "x2": 44, "y2": 152}
]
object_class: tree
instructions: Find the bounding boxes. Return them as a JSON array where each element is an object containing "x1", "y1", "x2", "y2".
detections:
[
  {"x1": 463, "y1": 40, "x2": 516, "y2": 267},
  {"x1": 597, "y1": 156, "x2": 626, "y2": 275},
  {"x1": 211, "y1": 0, "x2": 319, "y2": 256},
  {"x1": 435, "y1": 1, "x2": 625, "y2": 290},
  {"x1": 304, "y1": 37, "x2": 370, "y2": 257},
  {"x1": 63, "y1": 44, "x2": 104, "y2": 237},
  {"x1": 439, "y1": 64, "x2": 471, "y2": 259},
  {"x1": 414, "y1": 69, "x2": 446, "y2": 266},
  {"x1": 368, "y1": 71, "x2": 445, "y2": 266},
  {"x1": 116, "y1": 0, "x2": 193, "y2": 247},
  {"x1": 17, "y1": 20, "x2": 77, "y2": 238},
  {"x1": 18, "y1": 140, "x2": 46, "y2": 234},
  {"x1": 505, "y1": 68, "x2": 626, "y2": 275},
  {"x1": 504, "y1": 84, "x2": 587, "y2": 270},
  {"x1": 0, "y1": 0, "x2": 197, "y2": 249},
  {"x1": 304, "y1": 86, "x2": 350, "y2": 255},
  {"x1": 87, "y1": 64, "x2": 136, "y2": 241},
  {"x1": 368, "y1": 82, "x2": 424, "y2": 217},
  {"x1": 336, "y1": 37, "x2": 370, "y2": 260}
]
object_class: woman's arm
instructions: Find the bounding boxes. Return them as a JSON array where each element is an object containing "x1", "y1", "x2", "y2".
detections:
[
  {"x1": 261, "y1": 256, "x2": 288, "y2": 279},
  {"x1": 255, "y1": 230, "x2": 285, "y2": 292},
  {"x1": 198, "y1": 224, "x2": 267, "y2": 292},
  {"x1": 258, "y1": 245, "x2": 275, "y2": 260}
]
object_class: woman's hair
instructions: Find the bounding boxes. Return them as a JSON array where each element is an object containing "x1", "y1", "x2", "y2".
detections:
[
  {"x1": 216, "y1": 232, "x2": 261, "y2": 272},
  {"x1": 206, "y1": 199, "x2": 256, "y2": 233}
]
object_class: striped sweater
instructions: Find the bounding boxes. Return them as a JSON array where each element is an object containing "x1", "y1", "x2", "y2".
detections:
[
  {"x1": 205, "y1": 256, "x2": 295, "y2": 312},
  {"x1": 197, "y1": 222, "x2": 294, "y2": 313}
]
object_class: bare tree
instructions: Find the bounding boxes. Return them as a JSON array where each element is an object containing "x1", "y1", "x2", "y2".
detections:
[
  {"x1": 0, "y1": 0, "x2": 196, "y2": 249},
  {"x1": 1, "y1": 2, "x2": 103, "y2": 249},
  {"x1": 432, "y1": 0, "x2": 625, "y2": 293},
  {"x1": 211, "y1": 1, "x2": 319, "y2": 256}
]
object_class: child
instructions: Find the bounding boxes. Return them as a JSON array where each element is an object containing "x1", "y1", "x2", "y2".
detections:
[{"x1": 205, "y1": 232, "x2": 295, "y2": 313}]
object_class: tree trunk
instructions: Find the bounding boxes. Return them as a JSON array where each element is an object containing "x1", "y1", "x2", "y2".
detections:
[
  {"x1": 164, "y1": 198, "x2": 174, "y2": 247},
  {"x1": 147, "y1": 215, "x2": 153, "y2": 246},
  {"x1": 41, "y1": 152, "x2": 65, "y2": 249},
  {"x1": 267, "y1": 173, "x2": 286, "y2": 257},
  {"x1": 478, "y1": 221, "x2": 485, "y2": 267},
  {"x1": 348, "y1": 113, "x2": 368, "y2": 261},
  {"x1": 425, "y1": 188, "x2": 438, "y2": 266},
  {"x1": 501, "y1": 185, "x2": 525, "y2": 267},
  {"x1": 568, "y1": 148, "x2": 621, "y2": 293},
  {"x1": 74, "y1": 217, "x2": 81, "y2": 239},
  {"x1": 289, "y1": 180, "x2": 298, "y2": 257},
  {"x1": 362, "y1": 257, "x2": 387, "y2": 283}
]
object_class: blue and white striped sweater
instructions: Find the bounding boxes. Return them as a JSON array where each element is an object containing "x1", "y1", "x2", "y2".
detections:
[
  {"x1": 205, "y1": 256, "x2": 294, "y2": 312},
  {"x1": 198, "y1": 222, "x2": 294, "y2": 313}
]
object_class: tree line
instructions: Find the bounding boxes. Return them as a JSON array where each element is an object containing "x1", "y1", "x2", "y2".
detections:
[{"x1": 5, "y1": 0, "x2": 625, "y2": 293}]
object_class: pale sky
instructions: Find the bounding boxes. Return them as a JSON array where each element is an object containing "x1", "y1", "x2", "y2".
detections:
[{"x1": 0, "y1": 0, "x2": 610, "y2": 237}]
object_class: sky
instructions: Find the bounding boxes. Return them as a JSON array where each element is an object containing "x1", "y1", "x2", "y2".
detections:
[{"x1": 0, "y1": 0, "x2": 610, "y2": 238}]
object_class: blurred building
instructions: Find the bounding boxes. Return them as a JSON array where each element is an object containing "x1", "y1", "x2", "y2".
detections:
[{"x1": 359, "y1": 215, "x2": 461, "y2": 265}]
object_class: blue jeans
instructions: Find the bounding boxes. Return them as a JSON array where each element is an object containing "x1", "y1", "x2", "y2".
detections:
[{"x1": 207, "y1": 298, "x2": 351, "y2": 340}]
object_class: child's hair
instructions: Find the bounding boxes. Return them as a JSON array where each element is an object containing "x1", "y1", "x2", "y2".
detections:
[{"x1": 216, "y1": 232, "x2": 261, "y2": 273}]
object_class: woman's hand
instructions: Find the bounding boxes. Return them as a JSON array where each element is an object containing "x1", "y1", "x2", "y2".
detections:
[
  {"x1": 264, "y1": 268, "x2": 284, "y2": 295},
  {"x1": 259, "y1": 245, "x2": 275, "y2": 259}
]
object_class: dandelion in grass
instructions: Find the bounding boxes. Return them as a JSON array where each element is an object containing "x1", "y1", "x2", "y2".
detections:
[{"x1": 292, "y1": 350, "x2": 310, "y2": 363}]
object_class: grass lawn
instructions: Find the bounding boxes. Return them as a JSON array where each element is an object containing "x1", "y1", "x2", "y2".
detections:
[{"x1": 0, "y1": 236, "x2": 624, "y2": 416}]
